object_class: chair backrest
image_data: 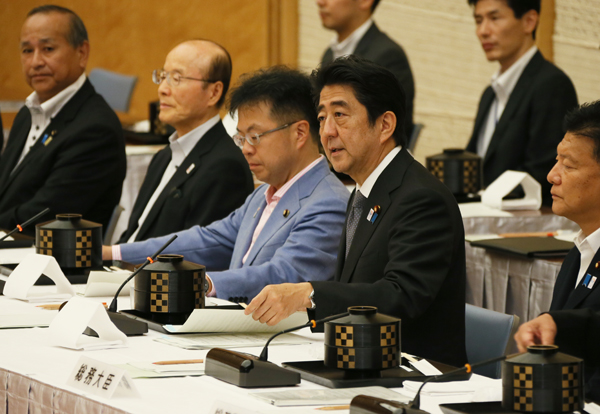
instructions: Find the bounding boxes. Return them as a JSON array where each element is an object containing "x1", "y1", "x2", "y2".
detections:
[
  {"x1": 407, "y1": 123, "x2": 424, "y2": 152},
  {"x1": 88, "y1": 68, "x2": 138, "y2": 112},
  {"x1": 465, "y1": 304, "x2": 520, "y2": 378}
]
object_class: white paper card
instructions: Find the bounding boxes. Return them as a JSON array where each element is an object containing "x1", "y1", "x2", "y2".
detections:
[
  {"x1": 67, "y1": 355, "x2": 139, "y2": 399},
  {"x1": 410, "y1": 359, "x2": 443, "y2": 376},
  {"x1": 209, "y1": 401, "x2": 261, "y2": 414},
  {"x1": 84, "y1": 270, "x2": 132, "y2": 297},
  {"x1": 163, "y1": 309, "x2": 308, "y2": 334},
  {"x1": 3, "y1": 254, "x2": 75, "y2": 301},
  {"x1": 481, "y1": 170, "x2": 541, "y2": 210},
  {"x1": 48, "y1": 296, "x2": 127, "y2": 350}
]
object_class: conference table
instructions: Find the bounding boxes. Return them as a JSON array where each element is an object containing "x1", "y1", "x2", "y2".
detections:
[{"x1": 0, "y1": 256, "x2": 500, "y2": 414}]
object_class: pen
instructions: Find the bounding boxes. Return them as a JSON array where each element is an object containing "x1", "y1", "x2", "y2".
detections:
[
  {"x1": 499, "y1": 231, "x2": 558, "y2": 238},
  {"x1": 315, "y1": 405, "x2": 349, "y2": 411},
  {"x1": 152, "y1": 359, "x2": 204, "y2": 365}
]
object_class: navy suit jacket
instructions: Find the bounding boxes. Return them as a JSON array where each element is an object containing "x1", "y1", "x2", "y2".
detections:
[
  {"x1": 120, "y1": 157, "x2": 349, "y2": 302},
  {"x1": 550, "y1": 246, "x2": 600, "y2": 312},
  {"x1": 467, "y1": 51, "x2": 577, "y2": 205},
  {"x1": 310, "y1": 149, "x2": 468, "y2": 367},
  {"x1": 118, "y1": 121, "x2": 253, "y2": 242},
  {"x1": 322, "y1": 23, "x2": 415, "y2": 137},
  {"x1": 0, "y1": 79, "x2": 125, "y2": 234}
]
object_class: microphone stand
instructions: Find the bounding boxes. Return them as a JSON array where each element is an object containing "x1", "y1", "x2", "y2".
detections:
[{"x1": 0, "y1": 208, "x2": 50, "y2": 242}]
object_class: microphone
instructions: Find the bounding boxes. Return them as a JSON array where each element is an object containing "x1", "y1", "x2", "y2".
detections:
[
  {"x1": 206, "y1": 311, "x2": 350, "y2": 388},
  {"x1": 0, "y1": 208, "x2": 50, "y2": 242},
  {"x1": 259, "y1": 311, "x2": 350, "y2": 361},
  {"x1": 103, "y1": 235, "x2": 177, "y2": 336}
]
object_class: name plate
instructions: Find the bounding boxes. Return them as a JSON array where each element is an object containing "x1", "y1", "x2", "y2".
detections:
[{"x1": 67, "y1": 355, "x2": 139, "y2": 398}]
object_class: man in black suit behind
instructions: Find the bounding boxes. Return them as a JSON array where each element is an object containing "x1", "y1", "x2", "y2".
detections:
[
  {"x1": 0, "y1": 5, "x2": 125, "y2": 235},
  {"x1": 246, "y1": 56, "x2": 467, "y2": 367},
  {"x1": 318, "y1": 0, "x2": 414, "y2": 137},
  {"x1": 117, "y1": 40, "x2": 253, "y2": 243},
  {"x1": 466, "y1": 0, "x2": 577, "y2": 205}
]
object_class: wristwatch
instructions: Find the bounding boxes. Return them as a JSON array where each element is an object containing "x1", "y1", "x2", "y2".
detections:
[{"x1": 309, "y1": 289, "x2": 316, "y2": 310}]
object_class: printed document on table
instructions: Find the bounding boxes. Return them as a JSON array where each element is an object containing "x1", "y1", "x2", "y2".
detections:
[{"x1": 155, "y1": 332, "x2": 312, "y2": 350}]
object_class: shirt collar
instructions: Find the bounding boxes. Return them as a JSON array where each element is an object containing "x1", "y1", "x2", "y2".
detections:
[
  {"x1": 25, "y1": 73, "x2": 87, "y2": 120},
  {"x1": 491, "y1": 45, "x2": 537, "y2": 105},
  {"x1": 356, "y1": 146, "x2": 401, "y2": 198},
  {"x1": 264, "y1": 155, "x2": 325, "y2": 204},
  {"x1": 167, "y1": 114, "x2": 220, "y2": 166},
  {"x1": 574, "y1": 226, "x2": 600, "y2": 257},
  {"x1": 330, "y1": 19, "x2": 373, "y2": 59}
]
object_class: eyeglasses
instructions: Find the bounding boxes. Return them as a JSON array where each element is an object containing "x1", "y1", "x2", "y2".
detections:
[
  {"x1": 232, "y1": 121, "x2": 300, "y2": 148},
  {"x1": 152, "y1": 69, "x2": 217, "y2": 87}
]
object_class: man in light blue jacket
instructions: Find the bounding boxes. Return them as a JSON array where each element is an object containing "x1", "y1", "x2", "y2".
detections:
[{"x1": 104, "y1": 67, "x2": 349, "y2": 303}]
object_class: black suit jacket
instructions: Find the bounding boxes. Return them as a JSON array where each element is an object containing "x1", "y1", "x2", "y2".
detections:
[
  {"x1": 551, "y1": 308, "x2": 600, "y2": 402},
  {"x1": 550, "y1": 246, "x2": 600, "y2": 312},
  {"x1": 466, "y1": 51, "x2": 578, "y2": 205},
  {"x1": 0, "y1": 79, "x2": 125, "y2": 235},
  {"x1": 118, "y1": 121, "x2": 253, "y2": 243},
  {"x1": 311, "y1": 149, "x2": 468, "y2": 367},
  {"x1": 322, "y1": 23, "x2": 415, "y2": 137}
]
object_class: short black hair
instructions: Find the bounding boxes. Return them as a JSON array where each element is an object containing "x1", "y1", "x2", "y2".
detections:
[
  {"x1": 204, "y1": 40, "x2": 232, "y2": 108},
  {"x1": 27, "y1": 5, "x2": 88, "y2": 48},
  {"x1": 563, "y1": 101, "x2": 600, "y2": 163},
  {"x1": 371, "y1": 0, "x2": 381, "y2": 13},
  {"x1": 467, "y1": 0, "x2": 540, "y2": 38},
  {"x1": 228, "y1": 66, "x2": 320, "y2": 144},
  {"x1": 311, "y1": 55, "x2": 406, "y2": 147}
]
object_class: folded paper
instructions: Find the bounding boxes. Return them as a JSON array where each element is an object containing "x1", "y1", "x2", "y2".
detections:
[
  {"x1": 481, "y1": 170, "x2": 541, "y2": 210},
  {"x1": 3, "y1": 254, "x2": 75, "y2": 301},
  {"x1": 49, "y1": 296, "x2": 127, "y2": 350},
  {"x1": 84, "y1": 270, "x2": 132, "y2": 297}
]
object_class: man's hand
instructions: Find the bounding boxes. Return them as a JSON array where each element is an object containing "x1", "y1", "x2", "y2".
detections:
[
  {"x1": 102, "y1": 245, "x2": 113, "y2": 260},
  {"x1": 514, "y1": 313, "x2": 558, "y2": 352},
  {"x1": 244, "y1": 283, "x2": 313, "y2": 326}
]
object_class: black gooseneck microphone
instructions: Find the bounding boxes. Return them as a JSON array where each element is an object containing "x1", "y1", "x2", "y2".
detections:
[
  {"x1": 108, "y1": 234, "x2": 177, "y2": 313},
  {"x1": 0, "y1": 208, "x2": 50, "y2": 242},
  {"x1": 259, "y1": 311, "x2": 350, "y2": 361}
]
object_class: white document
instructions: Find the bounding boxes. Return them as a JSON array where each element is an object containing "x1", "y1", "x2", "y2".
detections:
[
  {"x1": 459, "y1": 202, "x2": 513, "y2": 218},
  {"x1": 0, "y1": 246, "x2": 36, "y2": 265},
  {"x1": 48, "y1": 296, "x2": 127, "y2": 350},
  {"x1": 164, "y1": 309, "x2": 308, "y2": 334},
  {"x1": 0, "y1": 231, "x2": 14, "y2": 241},
  {"x1": 0, "y1": 313, "x2": 57, "y2": 329},
  {"x1": 481, "y1": 170, "x2": 542, "y2": 210},
  {"x1": 3, "y1": 254, "x2": 75, "y2": 302},
  {"x1": 402, "y1": 377, "x2": 501, "y2": 398},
  {"x1": 84, "y1": 270, "x2": 132, "y2": 297},
  {"x1": 251, "y1": 386, "x2": 408, "y2": 407},
  {"x1": 116, "y1": 363, "x2": 204, "y2": 379},
  {"x1": 128, "y1": 361, "x2": 204, "y2": 374},
  {"x1": 154, "y1": 332, "x2": 312, "y2": 350}
]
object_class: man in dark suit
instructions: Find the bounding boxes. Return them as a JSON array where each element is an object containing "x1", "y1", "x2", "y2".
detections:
[
  {"x1": 318, "y1": 0, "x2": 414, "y2": 137},
  {"x1": 246, "y1": 56, "x2": 467, "y2": 367},
  {"x1": 548, "y1": 101, "x2": 600, "y2": 314},
  {"x1": 0, "y1": 5, "x2": 125, "y2": 235},
  {"x1": 466, "y1": 0, "x2": 577, "y2": 205},
  {"x1": 515, "y1": 308, "x2": 600, "y2": 401},
  {"x1": 117, "y1": 40, "x2": 253, "y2": 243}
]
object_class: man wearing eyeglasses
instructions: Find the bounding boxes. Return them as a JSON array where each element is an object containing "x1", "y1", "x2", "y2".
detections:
[
  {"x1": 104, "y1": 67, "x2": 349, "y2": 303},
  {"x1": 116, "y1": 40, "x2": 253, "y2": 243},
  {"x1": 0, "y1": 5, "x2": 126, "y2": 234}
]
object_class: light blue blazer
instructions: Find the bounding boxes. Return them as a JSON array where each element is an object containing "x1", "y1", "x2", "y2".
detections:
[{"x1": 120, "y1": 157, "x2": 349, "y2": 302}]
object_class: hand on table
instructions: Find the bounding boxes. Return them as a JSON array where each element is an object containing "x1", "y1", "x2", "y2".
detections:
[
  {"x1": 244, "y1": 283, "x2": 313, "y2": 326},
  {"x1": 514, "y1": 313, "x2": 557, "y2": 352}
]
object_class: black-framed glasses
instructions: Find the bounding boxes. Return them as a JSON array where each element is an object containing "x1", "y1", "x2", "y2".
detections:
[
  {"x1": 152, "y1": 69, "x2": 217, "y2": 87},
  {"x1": 232, "y1": 121, "x2": 300, "y2": 148}
]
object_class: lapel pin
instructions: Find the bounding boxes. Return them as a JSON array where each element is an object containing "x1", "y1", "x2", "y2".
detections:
[
  {"x1": 366, "y1": 205, "x2": 381, "y2": 224},
  {"x1": 186, "y1": 163, "x2": 195, "y2": 174},
  {"x1": 283, "y1": 209, "x2": 290, "y2": 218},
  {"x1": 253, "y1": 206, "x2": 261, "y2": 218},
  {"x1": 596, "y1": 262, "x2": 599, "y2": 269},
  {"x1": 583, "y1": 273, "x2": 597, "y2": 289},
  {"x1": 42, "y1": 130, "x2": 57, "y2": 146}
]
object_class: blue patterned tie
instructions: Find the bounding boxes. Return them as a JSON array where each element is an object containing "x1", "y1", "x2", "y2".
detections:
[{"x1": 346, "y1": 190, "x2": 367, "y2": 258}]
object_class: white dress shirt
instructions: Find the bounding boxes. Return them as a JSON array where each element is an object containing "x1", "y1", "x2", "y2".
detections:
[
  {"x1": 476, "y1": 46, "x2": 538, "y2": 157},
  {"x1": 356, "y1": 146, "x2": 401, "y2": 198},
  {"x1": 14, "y1": 73, "x2": 87, "y2": 170},
  {"x1": 329, "y1": 18, "x2": 374, "y2": 60},
  {"x1": 127, "y1": 115, "x2": 220, "y2": 242},
  {"x1": 573, "y1": 227, "x2": 600, "y2": 288}
]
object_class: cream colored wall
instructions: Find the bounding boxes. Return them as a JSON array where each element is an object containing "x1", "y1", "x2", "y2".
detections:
[{"x1": 298, "y1": 0, "x2": 600, "y2": 165}]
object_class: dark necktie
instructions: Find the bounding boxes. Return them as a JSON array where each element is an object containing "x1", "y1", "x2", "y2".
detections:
[{"x1": 346, "y1": 190, "x2": 367, "y2": 258}]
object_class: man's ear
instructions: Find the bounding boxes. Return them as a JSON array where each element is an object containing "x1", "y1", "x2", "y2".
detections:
[
  {"x1": 207, "y1": 81, "x2": 224, "y2": 107},
  {"x1": 521, "y1": 9, "x2": 539, "y2": 37},
  {"x1": 378, "y1": 111, "x2": 396, "y2": 145},
  {"x1": 77, "y1": 40, "x2": 89, "y2": 70},
  {"x1": 294, "y1": 120, "x2": 311, "y2": 149}
]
